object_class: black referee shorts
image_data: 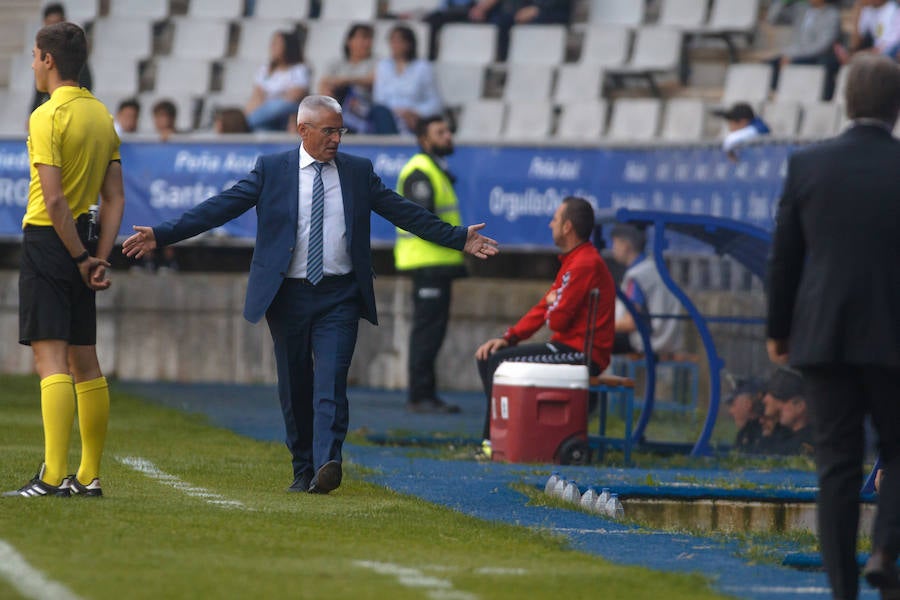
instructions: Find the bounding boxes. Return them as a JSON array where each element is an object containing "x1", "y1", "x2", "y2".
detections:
[{"x1": 19, "y1": 225, "x2": 96, "y2": 346}]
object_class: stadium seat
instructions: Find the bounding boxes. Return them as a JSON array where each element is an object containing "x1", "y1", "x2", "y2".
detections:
[
  {"x1": 798, "y1": 102, "x2": 839, "y2": 138},
  {"x1": 605, "y1": 27, "x2": 683, "y2": 95},
  {"x1": 199, "y1": 92, "x2": 250, "y2": 129},
  {"x1": 660, "y1": 98, "x2": 705, "y2": 141},
  {"x1": 0, "y1": 90, "x2": 32, "y2": 135},
  {"x1": 319, "y1": 0, "x2": 378, "y2": 21},
  {"x1": 169, "y1": 19, "x2": 232, "y2": 60},
  {"x1": 721, "y1": 63, "x2": 770, "y2": 105},
  {"x1": 586, "y1": 0, "x2": 644, "y2": 27},
  {"x1": 762, "y1": 101, "x2": 800, "y2": 136},
  {"x1": 44, "y1": 0, "x2": 99, "y2": 24},
  {"x1": 386, "y1": 0, "x2": 442, "y2": 16},
  {"x1": 252, "y1": 0, "x2": 311, "y2": 19},
  {"x1": 434, "y1": 63, "x2": 484, "y2": 106},
  {"x1": 556, "y1": 99, "x2": 608, "y2": 139},
  {"x1": 372, "y1": 20, "x2": 430, "y2": 60},
  {"x1": 218, "y1": 58, "x2": 262, "y2": 96},
  {"x1": 137, "y1": 93, "x2": 200, "y2": 133},
  {"x1": 6, "y1": 53, "x2": 34, "y2": 92},
  {"x1": 502, "y1": 101, "x2": 554, "y2": 141},
  {"x1": 608, "y1": 98, "x2": 662, "y2": 141},
  {"x1": 90, "y1": 18, "x2": 153, "y2": 61},
  {"x1": 437, "y1": 23, "x2": 497, "y2": 65},
  {"x1": 90, "y1": 57, "x2": 141, "y2": 96},
  {"x1": 502, "y1": 64, "x2": 555, "y2": 102},
  {"x1": 153, "y1": 57, "x2": 212, "y2": 94},
  {"x1": 658, "y1": 0, "x2": 708, "y2": 28},
  {"x1": 236, "y1": 20, "x2": 295, "y2": 61},
  {"x1": 833, "y1": 66, "x2": 848, "y2": 103},
  {"x1": 108, "y1": 0, "x2": 169, "y2": 21},
  {"x1": 696, "y1": 0, "x2": 760, "y2": 62},
  {"x1": 302, "y1": 21, "x2": 354, "y2": 67},
  {"x1": 507, "y1": 24, "x2": 567, "y2": 66},
  {"x1": 553, "y1": 64, "x2": 604, "y2": 103},
  {"x1": 578, "y1": 25, "x2": 631, "y2": 67},
  {"x1": 188, "y1": 0, "x2": 244, "y2": 20},
  {"x1": 455, "y1": 99, "x2": 505, "y2": 140},
  {"x1": 776, "y1": 64, "x2": 825, "y2": 103}
]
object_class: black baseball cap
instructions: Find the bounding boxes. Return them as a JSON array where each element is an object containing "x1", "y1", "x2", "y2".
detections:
[
  {"x1": 713, "y1": 102, "x2": 756, "y2": 122},
  {"x1": 766, "y1": 367, "x2": 804, "y2": 401},
  {"x1": 725, "y1": 377, "x2": 763, "y2": 404}
]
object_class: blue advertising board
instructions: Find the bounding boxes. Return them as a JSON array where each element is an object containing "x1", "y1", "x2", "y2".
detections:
[{"x1": 0, "y1": 138, "x2": 793, "y2": 249}]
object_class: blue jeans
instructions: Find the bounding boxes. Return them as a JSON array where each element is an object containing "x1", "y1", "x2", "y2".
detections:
[{"x1": 247, "y1": 98, "x2": 298, "y2": 131}]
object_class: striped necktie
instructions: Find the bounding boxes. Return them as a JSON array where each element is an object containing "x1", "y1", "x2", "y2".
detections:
[{"x1": 307, "y1": 161, "x2": 326, "y2": 285}]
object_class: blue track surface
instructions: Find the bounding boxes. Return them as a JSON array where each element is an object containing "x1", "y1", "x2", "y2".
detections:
[{"x1": 117, "y1": 381, "x2": 882, "y2": 600}]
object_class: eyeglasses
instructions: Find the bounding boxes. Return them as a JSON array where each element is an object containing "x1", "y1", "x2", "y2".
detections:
[{"x1": 302, "y1": 123, "x2": 349, "y2": 137}]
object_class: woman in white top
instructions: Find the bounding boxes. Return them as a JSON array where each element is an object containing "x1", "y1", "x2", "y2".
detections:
[
  {"x1": 245, "y1": 31, "x2": 309, "y2": 131},
  {"x1": 371, "y1": 24, "x2": 443, "y2": 134}
]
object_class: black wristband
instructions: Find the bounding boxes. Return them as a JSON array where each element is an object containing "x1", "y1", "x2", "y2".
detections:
[{"x1": 73, "y1": 250, "x2": 90, "y2": 264}]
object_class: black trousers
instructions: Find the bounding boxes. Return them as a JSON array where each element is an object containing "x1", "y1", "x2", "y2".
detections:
[
  {"x1": 476, "y1": 341, "x2": 591, "y2": 440},
  {"x1": 407, "y1": 269, "x2": 453, "y2": 404},
  {"x1": 801, "y1": 364, "x2": 900, "y2": 600}
]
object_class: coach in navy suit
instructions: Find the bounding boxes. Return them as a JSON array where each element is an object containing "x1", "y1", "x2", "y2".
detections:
[
  {"x1": 767, "y1": 56, "x2": 900, "y2": 600},
  {"x1": 123, "y1": 96, "x2": 499, "y2": 494}
]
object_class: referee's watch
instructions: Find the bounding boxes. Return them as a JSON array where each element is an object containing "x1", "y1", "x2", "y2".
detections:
[{"x1": 73, "y1": 250, "x2": 90, "y2": 264}]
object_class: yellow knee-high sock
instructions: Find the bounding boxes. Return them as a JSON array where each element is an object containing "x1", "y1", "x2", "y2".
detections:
[
  {"x1": 75, "y1": 376, "x2": 109, "y2": 483},
  {"x1": 40, "y1": 374, "x2": 76, "y2": 486}
]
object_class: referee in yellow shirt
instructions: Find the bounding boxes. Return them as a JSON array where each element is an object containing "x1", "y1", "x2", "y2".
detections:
[{"x1": 4, "y1": 22, "x2": 125, "y2": 498}]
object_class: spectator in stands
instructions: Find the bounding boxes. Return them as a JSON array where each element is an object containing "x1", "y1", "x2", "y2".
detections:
[
  {"x1": 317, "y1": 24, "x2": 376, "y2": 134},
  {"x1": 31, "y1": 3, "x2": 92, "y2": 112},
  {"x1": 213, "y1": 108, "x2": 250, "y2": 134},
  {"x1": 759, "y1": 367, "x2": 804, "y2": 455},
  {"x1": 608, "y1": 224, "x2": 683, "y2": 357},
  {"x1": 713, "y1": 103, "x2": 771, "y2": 162},
  {"x1": 474, "y1": 197, "x2": 616, "y2": 459},
  {"x1": 777, "y1": 390, "x2": 814, "y2": 455},
  {"x1": 468, "y1": 0, "x2": 572, "y2": 61},
  {"x1": 422, "y1": 0, "x2": 477, "y2": 60},
  {"x1": 152, "y1": 99, "x2": 178, "y2": 141},
  {"x1": 726, "y1": 379, "x2": 765, "y2": 453},
  {"x1": 834, "y1": 0, "x2": 900, "y2": 64},
  {"x1": 114, "y1": 98, "x2": 140, "y2": 136},
  {"x1": 371, "y1": 25, "x2": 444, "y2": 135},
  {"x1": 245, "y1": 31, "x2": 309, "y2": 132},
  {"x1": 767, "y1": 0, "x2": 842, "y2": 99}
]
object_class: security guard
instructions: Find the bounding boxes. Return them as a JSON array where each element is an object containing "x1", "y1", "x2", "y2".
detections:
[{"x1": 395, "y1": 116, "x2": 466, "y2": 413}]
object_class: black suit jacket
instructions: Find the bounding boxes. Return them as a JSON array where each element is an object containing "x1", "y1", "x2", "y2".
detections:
[
  {"x1": 154, "y1": 148, "x2": 468, "y2": 325},
  {"x1": 767, "y1": 124, "x2": 900, "y2": 367}
]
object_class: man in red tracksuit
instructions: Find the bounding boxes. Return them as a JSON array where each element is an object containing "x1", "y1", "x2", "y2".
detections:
[{"x1": 475, "y1": 196, "x2": 616, "y2": 456}]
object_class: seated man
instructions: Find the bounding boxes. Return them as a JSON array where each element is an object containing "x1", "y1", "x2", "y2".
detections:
[
  {"x1": 726, "y1": 378, "x2": 765, "y2": 452},
  {"x1": 713, "y1": 103, "x2": 771, "y2": 162},
  {"x1": 770, "y1": 369, "x2": 814, "y2": 455},
  {"x1": 759, "y1": 367, "x2": 805, "y2": 455},
  {"x1": 474, "y1": 197, "x2": 616, "y2": 458},
  {"x1": 609, "y1": 224, "x2": 682, "y2": 357}
]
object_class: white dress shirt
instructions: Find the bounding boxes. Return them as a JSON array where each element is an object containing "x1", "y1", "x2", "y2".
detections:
[{"x1": 286, "y1": 144, "x2": 352, "y2": 279}]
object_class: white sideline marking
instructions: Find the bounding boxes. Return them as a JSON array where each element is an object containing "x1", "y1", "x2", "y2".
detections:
[
  {"x1": 354, "y1": 560, "x2": 478, "y2": 600},
  {"x1": 474, "y1": 567, "x2": 528, "y2": 576},
  {"x1": 720, "y1": 585, "x2": 832, "y2": 595},
  {"x1": 117, "y1": 456, "x2": 248, "y2": 510},
  {"x1": 0, "y1": 540, "x2": 83, "y2": 600}
]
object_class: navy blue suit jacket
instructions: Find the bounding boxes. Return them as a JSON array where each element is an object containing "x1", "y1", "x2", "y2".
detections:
[{"x1": 153, "y1": 148, "x2": 468, "y2": 325}]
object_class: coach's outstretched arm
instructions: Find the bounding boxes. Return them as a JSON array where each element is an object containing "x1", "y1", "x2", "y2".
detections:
[
  {"x1": 122, "y1": 226, "x2": 157, "y2": 259},
  {"x1": 463, "y1": 223, "x2": 499, "y2": 260}
]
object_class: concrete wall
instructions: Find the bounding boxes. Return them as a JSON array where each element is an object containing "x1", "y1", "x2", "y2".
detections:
[{"x1": 0, "y1": 270, "x2": 767, "y2": 391}]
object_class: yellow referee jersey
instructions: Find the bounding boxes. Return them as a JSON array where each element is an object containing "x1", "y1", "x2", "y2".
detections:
[{"x1": 23, "y1": 85, "x2": 120, "y2": 228}]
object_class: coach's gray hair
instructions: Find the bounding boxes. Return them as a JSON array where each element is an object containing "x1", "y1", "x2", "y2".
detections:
[{"x1": 297, "y1": 95, "x2": 342, "y2": 125}]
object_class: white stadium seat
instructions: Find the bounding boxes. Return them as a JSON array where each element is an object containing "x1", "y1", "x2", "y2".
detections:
[
  {"x1": 798, "y1": 102, "x2": 840, "y2": 138},
  {"x1": 434, "y1": 63, "x2": 484, "y2": 106},
  {"x1": 170, "y1": 19, "x2": 231, "y2": 60},
  {"x1": 236, "y1": 20, "x2": 294, "y2": 61},
  {"x1": 776, "y1": 64, "x2": 826, "y2": 103},
  {"x1": 507, "y1": 24, "x2": 567, "y2": 66},
  {"x1": 762, "y1": 101, "x2": 800, "y2": 136},
  {"x1": 154, "y1": 58, "x2": 212, "y2": 94},
  {"x1": 608, "y1": 98, "x2": 662, "y2": 141},
  {"x1": 586, "y1": 0, "x2": 644, "y2": 27},
  {"x1": 503, "y1": 101, "x2": 554, "y2": 141},
  {"x1": 503, "y1": 65, "x2": 555, "y2": 102},
  {"x1": 721, "y1": 63, "x2": 771, "y2": 105},
  {"x1": 218, "y1": 58, "x2": 262, "y2": 96},
  {"x1": 660, "y1": 98, "x2": 705, "y2": 141},
  {"x1": 554, "y1": 64, "x2": 604, "y2": 103},
  {"x1": 0, "y1": 90, "x2": 33, "y2": 135},
  {"x1": 303, "y1": 21, "x2": 354, "y2": 67},
  {"x1": 188, "y1": 0, "x2": 244, "y2": 20},
  {"x1": 253, "y1": 0, "x2": 311, "y2": 19},
  {"x1": 319, "y1": 0, "x2": 378, "y2": 21},
  {"x1": 90, "y1": 18, "x2": 153, "y2": 61},
  {"x1": 437, "y1": 23, "x2": 497, "y2": 65},
  {"x1": 6, "y1": 53, "x2": 35, "y2": 92},
  {"x1": 109, "y1": 0, "x2": 169, "y2": 21},
  {"x1": 658, "y1": 0, "x2": 708, "y2": 28},
  {"x1": 455, "y1": 99, "x2": 505, "y2": 140},
  {"x1": 556, "y1": 99, "x2": 607, "y2": 139},
  {"x1": 578, "y1": 25, "x2": 631, "y2": 67},
  {"x1": 90, "y1": 57, "x2": 141, "y2": 96}
]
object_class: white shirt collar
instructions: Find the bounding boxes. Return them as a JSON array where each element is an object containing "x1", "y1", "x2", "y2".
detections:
[{"x1": 299, "y1": 144, "x2": 336, "y2": 169}]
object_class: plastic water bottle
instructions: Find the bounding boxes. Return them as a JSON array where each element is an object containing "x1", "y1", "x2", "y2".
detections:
[
  {"x1": 552, "y1": 477, "x2": 567, "y2": 498},
  {"x1": 561, "y1": 480, "x2": 580, "y2": 503},
  {"x1": 579, "y1": 487, "x2": 597, "y2": 510},
  {"x1": 605, "y1": 493, "x2": 624, "y2": 519},
  {"x1": 594, "y1": 487, "x2": 611, "y2": 513},
  {"x1": 544, "y1": 471, "x2": 561, "y2": 495}
]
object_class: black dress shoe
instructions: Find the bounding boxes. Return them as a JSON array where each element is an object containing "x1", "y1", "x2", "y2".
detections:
[
  {"x1": 864, "y1": 550, "x2": 900, "y2": 598},
  {"x1": 308, "y1": 461, "x2": 342, "y2": 494},
  {"x1": 287, "y1": 471, "x2": 313, "y2": 493},
  {"x1": 405, "y1": 398, "x2": 461, "y2": 414}
]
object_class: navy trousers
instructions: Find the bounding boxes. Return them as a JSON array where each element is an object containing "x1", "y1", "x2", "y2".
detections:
[{"x1": 265, "y1": 275, "x2": 360, "y2": 480}]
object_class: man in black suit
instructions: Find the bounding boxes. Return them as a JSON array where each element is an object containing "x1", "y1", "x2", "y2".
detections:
[{"x1": 767, "y1": 54, "x2": 900, "y2": 600}]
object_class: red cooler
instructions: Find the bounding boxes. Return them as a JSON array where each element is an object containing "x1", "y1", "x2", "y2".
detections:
[{"x1": 489, "y1": 362, "x2": 590, "y2": 464}]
